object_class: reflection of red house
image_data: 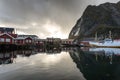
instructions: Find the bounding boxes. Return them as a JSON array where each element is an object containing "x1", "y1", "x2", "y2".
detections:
[
  {"x1": 0, "y1": 33, "x2": 15, "y2": 44},
  {"x1": 0, "y1": 52, "x2": 16, "y2": 64}
]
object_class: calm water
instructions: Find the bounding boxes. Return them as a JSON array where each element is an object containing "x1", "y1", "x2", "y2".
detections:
[{"x1": 0, "y1": 47, "x2": 120, "y2": 80}]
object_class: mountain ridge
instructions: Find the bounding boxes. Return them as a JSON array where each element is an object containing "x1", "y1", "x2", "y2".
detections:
[{"x1": 69, "y1": 1, "x2": 120, "y2": 40}]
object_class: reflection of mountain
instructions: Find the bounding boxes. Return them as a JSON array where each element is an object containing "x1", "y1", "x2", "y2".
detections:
[{"x1": 69, "y1": 48, "x2": 120, "y2": 80}]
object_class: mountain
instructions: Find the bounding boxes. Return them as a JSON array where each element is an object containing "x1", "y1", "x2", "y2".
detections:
[{"x1": 69, "y1": 1, "x2": 120, "y2": 40}]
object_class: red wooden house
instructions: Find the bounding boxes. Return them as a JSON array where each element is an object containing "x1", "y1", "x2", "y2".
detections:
[
  {"x1": 0, "y1": 27, "x2": 40, "y2": 45},
  {"x1": 15, "y1": 37, "x2": 33, "y2": 45},
  {"x1": 0, "y1": 33, "x2": 15, "y2": 44},
  {"x1": 15, "y1": 37, "x2": 25, "y2": 45},
  {"x1": 0, "y1": 27, "x2": 18, "y2": 44},
  {"x1": 25, "y1": 37, "x2": 33, "y2": 44}
]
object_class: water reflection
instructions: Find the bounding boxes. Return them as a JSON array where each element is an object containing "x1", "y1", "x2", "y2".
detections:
[
  {"x1": 0, "y1": 47, "x2": 84, "y2": 80},
  {"x1": 1, "y1": 47, "x2": 120, "y2": 80},
  {"x1": 0, "y1": 52, "x2": 16, "y2": 65},
  {"x1": 0, "y1": 47, "x2": 74, "y2": 65},
  {"x1": 69, "y1": 47, "x2": 120, "y2": 80}
]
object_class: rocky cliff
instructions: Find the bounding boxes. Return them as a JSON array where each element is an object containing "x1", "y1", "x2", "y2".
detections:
[{"x1": 69, "y1": 1, "x2": 120, "y2": 40}]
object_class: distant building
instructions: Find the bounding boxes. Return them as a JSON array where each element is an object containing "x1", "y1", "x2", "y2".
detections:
[
  {"x1": 46, "y1": 37, "x2": 61, "y2": 45},
  {"x1": 35, "y1": 39, "x2": 45, "y2": 46},
  {"x1": 46, "y1": 37, "x2": 61, "y2": 43},
  {"x1": 61, "y1": 39, "x2": 74, "y2": 45}
]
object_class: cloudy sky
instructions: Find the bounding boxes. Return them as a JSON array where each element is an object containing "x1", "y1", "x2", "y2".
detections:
[{"x1": 0, "y1": 0, "x2": 119, "y2": 39}]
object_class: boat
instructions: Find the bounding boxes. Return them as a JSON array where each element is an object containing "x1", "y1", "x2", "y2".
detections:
[
  {"x1": 89, "y1": 38, "x2": 120, "y2": 48},
  {"x1": 89, "y1": 31, "x2": 120, "y2": 48}
]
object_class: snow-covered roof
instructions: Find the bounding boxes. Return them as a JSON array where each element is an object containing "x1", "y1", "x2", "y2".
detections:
[
  {"x1": 18, "y1": 35, "x2": 38, "y2": 39},
  {"x1": 15, "y1": 37, "x2": 25, "y2": 40}
]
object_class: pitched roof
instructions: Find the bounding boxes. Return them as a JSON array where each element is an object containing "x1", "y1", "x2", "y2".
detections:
[
  {"x1": 15, "y1": 37, "x2": 25, "y2": 40},
  {"x1": 0, "y1": 33, "x2": 15, "y2": 39}
]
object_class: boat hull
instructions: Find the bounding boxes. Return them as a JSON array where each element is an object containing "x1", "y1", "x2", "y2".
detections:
[{"x1": 89, "y1": 41, "x2": 120, "y2": 48}]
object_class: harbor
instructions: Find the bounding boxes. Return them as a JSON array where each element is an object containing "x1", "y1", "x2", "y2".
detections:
[
  {"x1": 0, "y1": 0, "x2": 120, "y2": 80},
  {"x1": 0, "y1": 27, "x2": 77, "y2": 50},
  {"x1": 0, "y1": 47, "x2": 120, "y2": 80}
]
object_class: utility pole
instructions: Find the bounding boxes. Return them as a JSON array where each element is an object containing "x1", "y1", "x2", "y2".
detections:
[{"x1": 95, "y1": 32, "x2": 98, "y2": 41}]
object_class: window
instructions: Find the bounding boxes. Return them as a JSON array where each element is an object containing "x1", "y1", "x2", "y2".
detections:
[
  {"x1": 26, "y1": 40, "x2": 29, "y2": 43},
  {"x1": 6, "y1": 38, "x2": 10, "y2": 42},
  {"x1": 29, "y1": 40, "x2": 32, "y2": 43},
  {"x1": 0, "y1": 38, "x2": 4, "y2": 42}
]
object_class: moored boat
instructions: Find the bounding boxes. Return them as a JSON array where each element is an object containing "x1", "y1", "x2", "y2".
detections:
[{"x1": 89, "y1": 38, "x2": 120, "y2": 48}]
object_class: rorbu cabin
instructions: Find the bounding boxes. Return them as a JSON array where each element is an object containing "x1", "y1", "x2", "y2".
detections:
[
  {"x1": 15, "y1": 37, "x2": 25, "y2": 45},
  {"x1": 15, "y1": 37, "x2": 33, "y2": 45},
  {"x1": 15, "y1": 35, "x2": 39, "y2": 45},
  {"x1": 25, "y1": 37, "x2": 33, "y2": 44},
  {"x1": 0, "y1": 27, "x2": 17, "y2": 44},
  {"x1": 0, "y1": 33, "x2": 15, "y2": 44},
  {"x1": 0, "y1": 27, "x2": 39, "y2": 46}
]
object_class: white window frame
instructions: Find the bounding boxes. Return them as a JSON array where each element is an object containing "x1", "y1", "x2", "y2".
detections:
[
  {"x1": 6, "y1": 38, "x2": 10, "y2": 42},
  {"x1": 29, "y1": 40, "x2": 32, "y2": 43},
  {"x1": 0, "y1": 38, "x2": 5, "y2": 42},
  {"x1": 26, "y1": 40, "x2": 29, "y2": 43}
]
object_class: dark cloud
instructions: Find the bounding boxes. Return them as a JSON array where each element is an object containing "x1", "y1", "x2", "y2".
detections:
[{"x1": 0, "y1": 0, "x2": 119, "y2": 38}]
